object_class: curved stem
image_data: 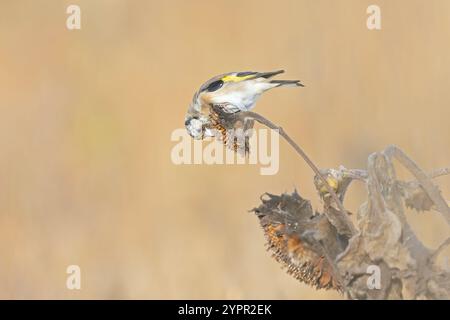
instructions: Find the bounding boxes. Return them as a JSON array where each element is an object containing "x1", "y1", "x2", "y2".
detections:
[{"x1": 240, "y1": 111, "x2": 356, "y2": 235}]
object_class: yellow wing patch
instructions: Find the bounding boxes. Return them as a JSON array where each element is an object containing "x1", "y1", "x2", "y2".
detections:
[{"x1": 221, "y1": 74, "x2": 254, "y2": 82}]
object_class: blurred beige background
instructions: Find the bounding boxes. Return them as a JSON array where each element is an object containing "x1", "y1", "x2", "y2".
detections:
[{"x1": 0, "y1": 0, "x2": 449, "y2": 299}]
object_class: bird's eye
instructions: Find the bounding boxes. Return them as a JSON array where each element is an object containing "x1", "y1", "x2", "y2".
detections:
[{"x1": 207, "y1": 80, "x2": 223, "y2": 92}]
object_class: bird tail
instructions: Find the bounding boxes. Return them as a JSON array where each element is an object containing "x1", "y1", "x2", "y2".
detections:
[
  {"x1": 245, "y1": 70, "x2": 304, "y2": 87},
  {"x1": 270, "y1": 79, "x2": 304, "y2": 87}
]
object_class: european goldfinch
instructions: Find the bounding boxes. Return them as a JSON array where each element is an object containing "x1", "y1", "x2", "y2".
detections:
[{"x1": 185, "y1": 70, "x2": 303, "y2": 141}]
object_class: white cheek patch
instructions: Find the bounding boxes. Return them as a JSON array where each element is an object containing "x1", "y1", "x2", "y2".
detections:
[{"x1": 186, "y1": 118, "x2": 203, "y2": 139}]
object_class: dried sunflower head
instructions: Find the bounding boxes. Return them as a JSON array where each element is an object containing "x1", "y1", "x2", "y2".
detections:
[{"x1": 252, "y1": 191, "x2": 350, "y2": 292}]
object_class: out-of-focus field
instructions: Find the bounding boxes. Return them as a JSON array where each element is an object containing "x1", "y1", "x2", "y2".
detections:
[{"x1": 0, "y1": 0, "x2": 449, "y2": 299}]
